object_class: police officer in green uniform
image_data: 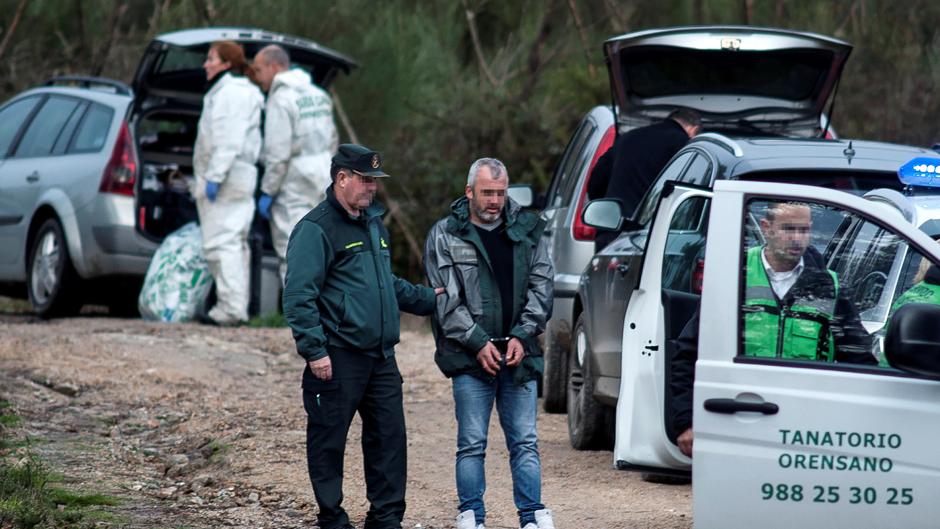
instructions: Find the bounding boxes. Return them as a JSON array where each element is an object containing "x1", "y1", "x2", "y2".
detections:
[{"x1": 283, "y1": 144, "x2": 440, "y2": 529}]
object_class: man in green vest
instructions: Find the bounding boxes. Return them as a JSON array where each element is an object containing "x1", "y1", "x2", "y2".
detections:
[
  {"x1": 670, "y1": 201, "x2": 875, "y2": 458},
  {"x1": 742, "y1": 201, "x2": 874, "y2": 362}
]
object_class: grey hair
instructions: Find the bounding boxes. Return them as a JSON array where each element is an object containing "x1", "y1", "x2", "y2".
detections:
[
  {"x1": 258, "y1": 44, "x2": 290, "y2": 68},
  {"x1": 467, "y1": 157, "x2": 508, "y2": 187}
]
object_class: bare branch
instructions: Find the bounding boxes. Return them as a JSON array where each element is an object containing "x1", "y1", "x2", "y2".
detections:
[
  {"x1": 92, "y1": 1, "x2": 129, "y2": 77},
  {"x1": 834, "y1": 0, "x2": 860, "y2": 38},
  {"x1": 461, "y1": 0, "x2": 500, "y2": 88},
  {"x1": 329, "y1": 87, "x2": 425, "y2": 264},
  {"x1": 147, "y1": 0, "x2": 174, "y2": 40},
  {"x1": 602, "y1": 0, "x2": 631, "y2": 33},
  {"x1": 0, "y1": 0, "x2": 29, "y2": 62},
  {"x1": 191, "y1": 0, "x2": 215, "y2": 25},
  {"x1": 566, "y1": 0, "x2": 596, "y2": 79}
]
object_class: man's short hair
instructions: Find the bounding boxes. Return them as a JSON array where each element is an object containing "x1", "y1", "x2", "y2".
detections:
[
  {"x1": 259, "y1": 44, "x2": 290, "y2": 68},
  {"x1": 467, "y1": 158, "x2": 508, "y2": 187},
  {"x1": 764, "y1": 201, "x2": 811, "y2": 223},
  {"x1": 668, "y1": 108, "x2": 702, "y2": 129},
  {"x1": 330, "y1": 162, "x2": 342, "y2": 182}
]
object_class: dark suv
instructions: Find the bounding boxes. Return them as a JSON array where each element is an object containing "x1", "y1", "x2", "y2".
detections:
[
  {"x1": 539, "y1": 25, "x2": 849, "y2": 413},
  {"x1": 0, "y1": 28, "x2": 356, "y2": 317}
]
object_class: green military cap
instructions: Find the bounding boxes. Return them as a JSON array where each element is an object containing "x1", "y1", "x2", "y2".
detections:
[{"x1": 332, "y1": 143, "x2": 389, "y2": 177}]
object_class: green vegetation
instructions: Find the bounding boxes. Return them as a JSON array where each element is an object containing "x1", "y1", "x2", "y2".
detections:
[
  {"x1": 0, "y1": 0, "x2": 937, "y2": 280},
  {"x1": 206, "y1": 440, "x2": 231, "y2": 463},
  {"x1": 0, "y1": 402, "x2": 119, "y2": 528},
  {"x1": 248, "y1": 311, "x2": 288, "y2": 328}
]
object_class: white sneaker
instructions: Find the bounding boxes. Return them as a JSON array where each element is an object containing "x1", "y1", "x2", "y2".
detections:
[
  {"x1": 534, "y1": 508, "x2": 556, "y2": 529},
  {"x1": 522, "y1": 524, "x2": 537, "y2": 529},
  {"x1": 457, "y1": 509, "x2": 485, "y2": 529}
]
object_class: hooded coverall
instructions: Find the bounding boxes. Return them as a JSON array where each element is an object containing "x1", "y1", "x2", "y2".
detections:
[
  {"x1": 192, "y1": 72, "x2": 264, "y2": 323},
  {"x1": 260, "y1": 68, "x2": 338, "y2": 283}
]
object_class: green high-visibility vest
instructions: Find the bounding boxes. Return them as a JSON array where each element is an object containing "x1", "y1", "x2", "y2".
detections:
[
  {"x1": 743, "y1": 246, "x2": 838, "y2": 361},
  {"x1": 891, "y1": 281, "x2": 940, "y2": 313}
]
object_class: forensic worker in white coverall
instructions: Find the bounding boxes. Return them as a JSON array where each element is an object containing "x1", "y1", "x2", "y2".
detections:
[
  {"x1": 251, "y1": 44, "x2": 338, "y2": 284},
  {"x1": 193, "y1": 40, "x2": 264, "y2": 325}
]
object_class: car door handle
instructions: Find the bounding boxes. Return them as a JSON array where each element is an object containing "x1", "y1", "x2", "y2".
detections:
[
  {"x1": 704, "y1": 398, "x2": 778, "y2": 415},
  {"x1": 26, "y1": 171, "x2": 40, "y2": 183},
  {"x1": 616, "y1": 263, "x2": 630, "y2": 275}
]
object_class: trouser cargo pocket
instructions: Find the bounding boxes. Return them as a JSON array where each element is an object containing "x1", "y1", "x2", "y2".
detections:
[{"x1": 303, "y1": 380, "x2": 341, "y2": 427}]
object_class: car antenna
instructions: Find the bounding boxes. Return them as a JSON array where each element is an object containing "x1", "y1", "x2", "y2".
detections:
[{"x1": 843, "y1": 140, "x2": 855, "y2": 164}]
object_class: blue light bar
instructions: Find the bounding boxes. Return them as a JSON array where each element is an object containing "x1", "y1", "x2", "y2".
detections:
[{"x1": 898, "y1": 157, "x2": 940, "y2": 187}]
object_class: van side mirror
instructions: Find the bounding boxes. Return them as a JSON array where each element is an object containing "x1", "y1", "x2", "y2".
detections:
[
  {"x1": 582, "y1": 199, "x2": 623, "y2": 231},
  {"x1": 884, "y1": 303, "x2": 940, "y2": 379}
]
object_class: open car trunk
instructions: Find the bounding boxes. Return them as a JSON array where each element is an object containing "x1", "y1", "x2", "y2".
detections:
[
  {"x1": 604, "y1": 26, "x2": 851, "y2": 137},
  {"x1": 131, "y1": 27, "x2": 357, "y2": 242}
]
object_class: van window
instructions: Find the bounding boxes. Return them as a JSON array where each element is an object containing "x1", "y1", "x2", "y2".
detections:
[
  {"x1": 0, "y1": 96, "x2": 42, "y2": 157},
  {"x1": 70, "y1": 104, "x2": 115, "y2": 153},
  {"x1": 635, "y1": 151, "x2": 694, "y2": 227},
  {"x1": 545, "y1": 119, "x2": 595, "y2": 209},
  {"x1": 14, "y1": 96, "x2": 81, "y2": 158},
  {"x1": 739, "y1": 198, "x2": 910, "y2": 368}
]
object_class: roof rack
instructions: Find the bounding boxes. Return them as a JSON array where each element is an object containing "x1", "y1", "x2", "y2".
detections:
[
  {"x1": 692, "y1": 132, "x2": 743, "y2": 158},
  {"x1": 44, "y1": 76, "x2": 132, "y2": 96}
]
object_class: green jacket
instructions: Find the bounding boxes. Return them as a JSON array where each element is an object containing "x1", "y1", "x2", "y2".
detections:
[
  {"x1": 423, "y1": 196, "x2": 553, "y2": 384},
  {"x1": 743, "y1": 246, "x2": 839, "y2": 361},
  {"x1": 283, "y1": 185, "x2": 435, "y2": 361},
  {"x1": 891, "y1": 266, "x2": 940, "y2": 312}
]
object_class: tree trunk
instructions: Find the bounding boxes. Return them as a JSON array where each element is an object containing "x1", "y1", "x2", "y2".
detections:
[
  {"x1": 0, "y1": 0, "x2": 29, "y2": 62},
  {"x1": 566, "y1": 0, "x2": 596, "y2": 79},
  {"x1": 693, "y1": 0, "x2": 705, "y2": 24},
  {"x1": 741, "y1": 0, "x2": 754, "y2": 24},
  {"x1": 91, "y1": 1, "x2": 129, "y2": 77}
]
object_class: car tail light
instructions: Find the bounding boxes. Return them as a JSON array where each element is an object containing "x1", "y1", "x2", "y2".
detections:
[
  {"x1": 691, "y1": 258, "x2": 705, "y2": 295},
  {"x1": 99, "y1": 121, "x2": 138, "y2": 197},
  {"x1": 572, "y1": 125, "x2": 616, "y2": 241}
]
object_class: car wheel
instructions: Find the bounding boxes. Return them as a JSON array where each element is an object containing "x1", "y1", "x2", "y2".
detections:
[
  {"x1": 542, "y1": 328, "x2": 568, "y2": 413},
  {"x1": 27, "y1": 218, "x2": 82, "y2": 318},
  {"x1": 567, "y1": 314, "x2": 611, "y2": 450}
]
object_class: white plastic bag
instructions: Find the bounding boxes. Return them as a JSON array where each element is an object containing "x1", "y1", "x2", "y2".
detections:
[{"x1": 138, "y1": 222, "x2": 214, "y2": 322}]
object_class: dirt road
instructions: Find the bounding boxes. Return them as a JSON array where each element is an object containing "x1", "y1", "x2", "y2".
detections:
[{"x1": 0, "y1": 313, "x2": 691, "y2": 528}]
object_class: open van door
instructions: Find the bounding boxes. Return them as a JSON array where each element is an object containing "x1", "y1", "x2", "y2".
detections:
[
  {"x1": 692, "y1": 180, "x2": 940, "y2": 529},
  {"x1": 614, "y1": 182, "x2": 710, "y2": 473}
]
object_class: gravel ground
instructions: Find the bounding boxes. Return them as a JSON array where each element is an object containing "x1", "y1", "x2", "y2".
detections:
[{"x1": 0, "y1": 312, "x2": 692, "y2": 528}]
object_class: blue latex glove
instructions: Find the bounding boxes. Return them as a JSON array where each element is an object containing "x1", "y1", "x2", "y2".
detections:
[
  {"x1": 258, "y1": 193, "x2": 273, "y2": 220},
  {"x1": 205, "y1": 181, "x2": 220, "y2": 202}
]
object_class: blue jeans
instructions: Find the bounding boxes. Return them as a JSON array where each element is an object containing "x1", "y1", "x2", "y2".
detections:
[{"x1": 453, "y1": 370, "x2": 544, "y2": 527}]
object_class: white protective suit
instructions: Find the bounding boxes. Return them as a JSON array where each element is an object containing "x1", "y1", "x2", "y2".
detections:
[
  {"x1": 260, "y1": 68, "x2": 338, "y2": 283},
  {"x1": 192, "y1": 72, "x2": 264, "y2": 324}
]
